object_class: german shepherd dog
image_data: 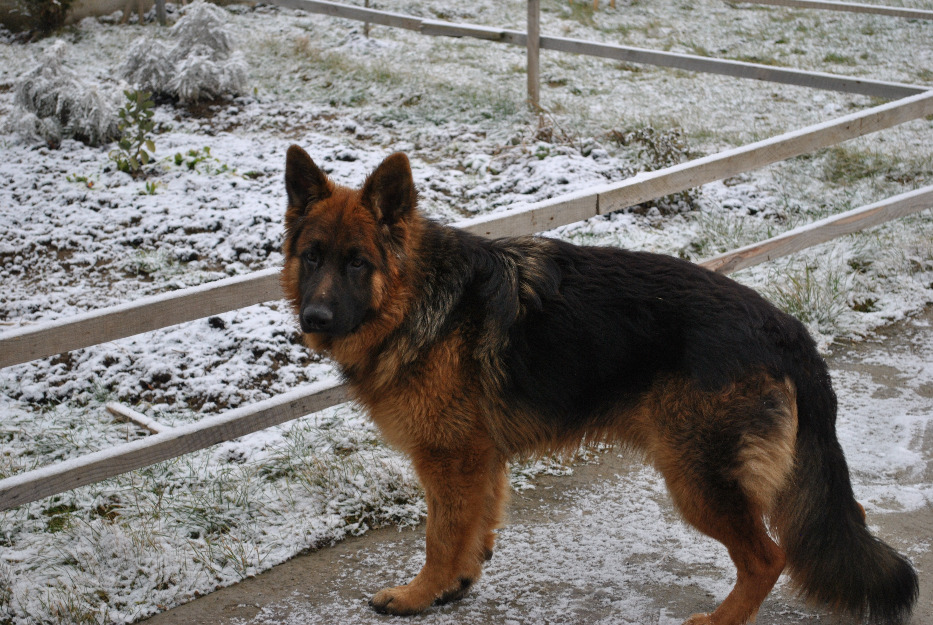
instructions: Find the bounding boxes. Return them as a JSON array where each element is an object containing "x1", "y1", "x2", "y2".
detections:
[{"x1": 281, "y1": 145, "x2": 918, "y2": 625}]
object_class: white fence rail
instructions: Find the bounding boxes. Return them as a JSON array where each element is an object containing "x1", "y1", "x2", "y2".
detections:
[
  {"x1": 739, "y1": 0, "x2": 933, "y2": 20},
  {"x1": 537, "y1": 35, "x2": 926, "y2": 100},
  {"x1": 0, "y1": 383, "x2": 349, "y2": 511},
  {"x1": 0, "y1": 268, "x2": 281, "y2": 369}
]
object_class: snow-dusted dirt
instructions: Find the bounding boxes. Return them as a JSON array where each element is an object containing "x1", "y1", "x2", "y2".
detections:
[
  {"x1": 142, "y1": 310, "x2": 933, "y2": 625},
  {"x1": 0, "y1": 0, "x2": 931, "y2": 622}
]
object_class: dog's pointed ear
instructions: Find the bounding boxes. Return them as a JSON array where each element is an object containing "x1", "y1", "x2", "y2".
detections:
[
  {"x1": 361, "y1": 152, "x2": 417, "y2": 225},
  {"x1": 285, "y1": 145, "x2": 331, "y2": 214}
]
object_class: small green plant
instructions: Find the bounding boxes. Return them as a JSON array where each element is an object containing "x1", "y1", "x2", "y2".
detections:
[
  {"x1": 689, "y1": 211, "x2": 774, "y2": 260},
  {"x1": 821, "y1": 146, "x2": 887, "y2": 185},
  {"x1": 173, "y1": 146, "x2": 231, "y2": 174},
  {"x1": 109, "y1": 90, "x2": 156, "y2": 177},
  {"x1": 610, "y1": 126, "x2": 694, "y2": 171},
  {"x1": 43, "y1": 501, "x2": 79, "y2": 533},
  {"x1": 175, "y1": 146, "x2": 210, "y2": 170},
  {"x1": 141, "y1": 180, "x2": 160, "y2": 195},
  {"x1": 66, "y1": 173, "x2": 95, "y2": 189}
]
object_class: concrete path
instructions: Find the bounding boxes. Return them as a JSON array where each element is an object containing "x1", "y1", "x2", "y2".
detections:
[{"x1": 144, "y1": 309, "x2": 933, "y2": 625}]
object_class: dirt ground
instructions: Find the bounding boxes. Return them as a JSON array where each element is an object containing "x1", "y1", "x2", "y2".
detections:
[{"x1": 143, "y1": 308, "x2": 933, "y2": 625}]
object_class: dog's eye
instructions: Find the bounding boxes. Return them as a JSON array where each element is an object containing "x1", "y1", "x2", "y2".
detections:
[
  {"x1": 303, "y1": 250, "x2": 320, "y2": 267},
  {"x1": 348, "y1": 257, "x2": 367, "y2": 270}
]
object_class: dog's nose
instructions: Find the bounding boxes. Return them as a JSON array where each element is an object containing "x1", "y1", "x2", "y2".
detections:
[{"x1": 301, "y1": 304, "x2": 334, "y2": 332}]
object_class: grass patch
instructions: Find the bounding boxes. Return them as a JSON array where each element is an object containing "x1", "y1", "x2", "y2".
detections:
[
  {"x1": 44, "y1": 501, "x2": 79, "y2": 533},
  {"x1": 565, "y1": 2, "x2": 598, "y2": 27},
  {"x1": 688, "y1": 211, "x2": 775, "y2": 260},
  {"x1": 820, "y1": 146, "x2": 888, "y2": 184},
  {"x1": 822, "y1": 52, "x2": 857, "y2": 65},
  {"x1": 820, "y1": 146, "x2": 932, "y2": 186},
  {"x1": 764, "y1": 262, "x2": 851, "y2": 330},
  {"x1": 733, "y1": 53, "x2": 783, "y2": 66}
]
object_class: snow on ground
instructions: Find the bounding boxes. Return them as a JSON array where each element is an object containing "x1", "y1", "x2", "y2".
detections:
[
  {"x1": 0, "y1": 0, "x2": 931, "y2": 622},
  {"x1": 147, "y1": 314, "x2": 933, "y2": 625}
]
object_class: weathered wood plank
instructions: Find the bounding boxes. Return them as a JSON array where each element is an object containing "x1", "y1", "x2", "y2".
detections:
[
  {"x1": 420, "y1": 19, "x2": 508, "y2": 40},
  {"x1": 740, "y1": 0, "x2": 933, "y2": 20},
  {"x1": 457, "y1": 189, "x2": 599, "y2": 238},
  {"x1": 700, "y1": 185, "x2": 933, "y2": 274},
  {"x1": 0, "y1": 268, "x2": 282, "y2": 369},
  {"x1": 0, "y1": 382, "x2": 349, "y2": 512},
  {"x1": 598, "y1": 90, "x2": 933, "y2": 214},
  {"x1": 527, "y1": 0, "x2": 541, "y2": 109},
  {"x1": 268, "y1": 0, "x2": 422, "y2": 30},
  {"x1": 106, "y1": 402, "x2": 173, "y2": 435},
  {"x1": 540, "y1": 35, "x2": 928, "y2": 100}
]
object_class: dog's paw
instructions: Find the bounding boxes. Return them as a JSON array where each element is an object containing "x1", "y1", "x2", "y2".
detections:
[
  {"x1": 682, "y1": 613, "x2": 713, "y2": 625},
  {"x1": 368, "y1": 585, "x2": 430, "y2": 616},
  {"x1": 433, "y1": 576, "x2": 474, "y2": 606}
]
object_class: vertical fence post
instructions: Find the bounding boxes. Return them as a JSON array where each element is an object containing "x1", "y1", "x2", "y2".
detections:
[
  {"x1": 364, "y1": 0, "x2": 371, "y2": 37},
  {"x1": 527, "y1": 0, "x2": 540, "y2": 110},
  {"x1": 155, "y1": 0, "x2": 166, "y2": 25}
]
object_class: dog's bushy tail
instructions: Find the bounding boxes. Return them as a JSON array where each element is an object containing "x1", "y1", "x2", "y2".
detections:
[{"x1": 772, "y1": 361, "x2": 918, "y2": 624}]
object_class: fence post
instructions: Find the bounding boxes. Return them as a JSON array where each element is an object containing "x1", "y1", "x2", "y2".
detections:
[
  {"x1": 364, "y1": 0, "x2": 370, "y2": 37},
  {"x1": 527, "y1": 0, "x2": 540, "y2": 109}
]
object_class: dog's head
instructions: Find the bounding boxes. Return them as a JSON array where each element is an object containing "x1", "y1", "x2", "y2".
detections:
[{"x1": 281, "y1": 145, "x2": 419, "y2": 345}]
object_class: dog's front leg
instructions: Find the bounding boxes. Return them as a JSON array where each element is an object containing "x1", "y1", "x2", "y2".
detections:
[{"x1": 369, "y1": 442, "x2": 501, "y2": 615}]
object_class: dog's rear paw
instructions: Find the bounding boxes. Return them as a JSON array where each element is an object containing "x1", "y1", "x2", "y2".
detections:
[
  {"x1": 369, "y1": 586, "x2": 430, "y2": 616},
  {"x1": 682, "y1": 613, "x2": 713, "y2": 625}
]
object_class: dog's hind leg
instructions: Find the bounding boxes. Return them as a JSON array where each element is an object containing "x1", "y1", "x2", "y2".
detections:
[
  {"x1": 369, "y1": 441, "x2": 503, "y2": 615},
  {"x1": 646, "y1": 375, "x2": 797, "y2": 624},
  {"x1": 673, "y1": 493, "x2": 785, "y2": 625}
]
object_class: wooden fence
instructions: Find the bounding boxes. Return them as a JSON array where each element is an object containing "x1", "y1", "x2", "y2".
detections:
[
  {"x1": 1, "y1": 88, "x2": 932, "y2": 510},
  {"x1": 3, "y1": 90, "x2": 931, "y2": 371},
  {"x1": 267, "y1": 0, "x2": 928, "y2": 106}
]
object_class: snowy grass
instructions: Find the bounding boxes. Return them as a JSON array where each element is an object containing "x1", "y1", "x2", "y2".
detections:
[{"x1": 0, "y1": 0, "x2": 931, "y2": 622}]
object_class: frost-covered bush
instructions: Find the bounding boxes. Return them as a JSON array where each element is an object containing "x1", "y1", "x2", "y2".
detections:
[
  {"x1": 170, "y1": 0, "x2": 234, "y2": 55},
  {"x1": 8, "y1": 40, "x2": 120, "y2": 146},
  {"x1": 122, "y1": 39, "x2": 174, "y2": 94},
  {"x1": 121, "y1": 1, "x2": 247, "y2": 104}
]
